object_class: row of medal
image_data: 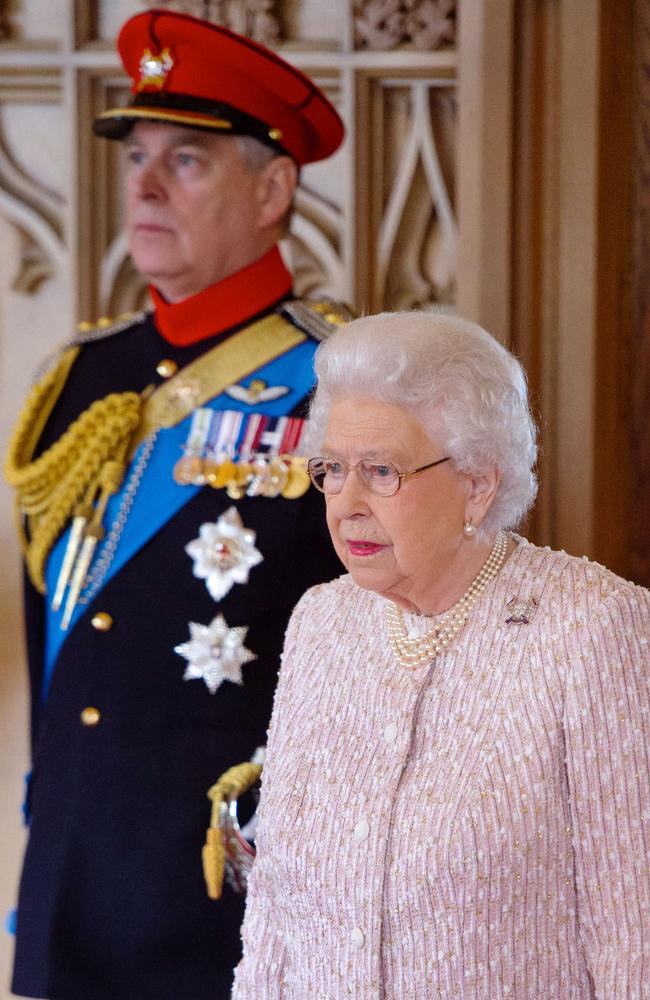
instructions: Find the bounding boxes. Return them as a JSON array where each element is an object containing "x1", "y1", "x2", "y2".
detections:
[{"x1": 173, "y1": 408, "x2": 311, "y2": 500}]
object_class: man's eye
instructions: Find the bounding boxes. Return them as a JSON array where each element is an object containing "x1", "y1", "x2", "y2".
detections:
[
  {"x1": 326, "y1": 461, "x2": 345, "y2": 477},
  {"x1": 176, "y1": 152, "x2": 199, "y2": 167},
  {"x1": 126, "y1": 149, "x2": 145, "y2": 165}
]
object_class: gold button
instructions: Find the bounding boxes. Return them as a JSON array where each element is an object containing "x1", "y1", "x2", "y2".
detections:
[
  {"x1": 80, "y1": 706, "x2": 101, "y2": 727},
  {"x1": 96, "y1": 316, "x2": 112, "y2": 328},
  {"x1": 268, "y1": 127, "x2": 283, "y2": 141},
  {"x1": 325, "y1": 312, "x2": 343, "y2": 325},
  {"x1": 91, "y1": 612, "x2": 113, "y2": 632},
  {"x1": 76, "y1": 320, "x2": 93, "y2": 332},
  {"x1": 156, "y1": 358, "x2": 178, "y2": 378}
]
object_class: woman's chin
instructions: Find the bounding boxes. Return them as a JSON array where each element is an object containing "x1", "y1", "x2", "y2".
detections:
[{"x1": 346, "y1": 563, "x2": 393, "y2": 595}]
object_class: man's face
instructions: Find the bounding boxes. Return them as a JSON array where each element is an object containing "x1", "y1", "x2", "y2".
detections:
[{"x1": 125, "y1": 122, "x2": 273, "y2": 302}]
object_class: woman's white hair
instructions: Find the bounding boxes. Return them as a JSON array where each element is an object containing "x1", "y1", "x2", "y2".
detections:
[{"x1": 307, "y1": 310, "x2": 538, "y2": 535}]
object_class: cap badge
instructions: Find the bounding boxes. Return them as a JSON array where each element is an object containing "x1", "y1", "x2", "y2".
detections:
[{"x1": 137, "y1": 47, "x2": 174, "y2": 92}]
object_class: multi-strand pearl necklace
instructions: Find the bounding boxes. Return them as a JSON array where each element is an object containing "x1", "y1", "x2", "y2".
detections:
[{"x1": 385, "y1": 529, "x2": 509, "y2": 668}]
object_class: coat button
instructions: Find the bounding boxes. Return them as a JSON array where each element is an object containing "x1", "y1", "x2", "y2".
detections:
[
  {"x1": 353, "y1": 818, "x2": 369, "y2": 842},
  {"x1": 350, "y1": 927, "x2": 365, "y2": 950},
  {"x1": 383, "y1": 722, "x2": 398, "y2": 743},
  {"x1": 91, "y1": 612, "x2": 113, "y2": 632},
  {"x1": 156, "y1": 358, "x2": 178, "y2": 378},
  {"x1": 80, "y1": 706, "x2": 101, "y2": 727}
]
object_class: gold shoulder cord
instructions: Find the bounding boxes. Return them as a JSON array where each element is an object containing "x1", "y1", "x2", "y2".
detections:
[
  {"x1": 3, "y1": 306, "x2": 350, "y2": 599},
  {"x1": 203, "y1": 761, "x2": 263, "y2": 900},
  {"x1": 3, "y1": 348, "x2": 141, "y2": 594}
]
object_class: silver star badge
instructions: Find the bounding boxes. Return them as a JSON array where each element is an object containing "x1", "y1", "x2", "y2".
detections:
[
  {"x1": 174, "y1": 614, "x2": 256, "y2": 694},
  {"x1": 185, "y1": 507, "x2": 263, "y2": 601}
]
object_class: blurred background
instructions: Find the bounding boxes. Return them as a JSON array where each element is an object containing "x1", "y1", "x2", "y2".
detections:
[{"x1": 1, "y1": 1, "x2": 648, "y2": 995}]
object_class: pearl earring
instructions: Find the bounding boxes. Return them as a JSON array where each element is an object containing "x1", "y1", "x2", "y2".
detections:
[{"x1": 463, "y1": 520, "x2": 476, "y2": 537}]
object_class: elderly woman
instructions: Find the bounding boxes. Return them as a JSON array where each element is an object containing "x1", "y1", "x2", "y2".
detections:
[{"x1": 232, "y1": 311, "x2": 650, "y2": 999}]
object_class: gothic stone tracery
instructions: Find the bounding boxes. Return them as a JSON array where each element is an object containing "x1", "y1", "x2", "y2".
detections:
[
  {"x1": 354, "y1": 0, "x2": 455, "y2": 51},
  {"x1": 142, "y1": 0, "x2": 281, "y2": 45}
]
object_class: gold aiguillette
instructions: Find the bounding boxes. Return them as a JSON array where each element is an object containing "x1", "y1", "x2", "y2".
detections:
[
  {"x1": 51, "y1": 502, "x2": 93, "y2": 612},
  {"x1": 60, "y1": 524, "x2": 104, "y2": 630},
  {"x1": 58, "y1": 459, "x2": 126, "y2": 630}
]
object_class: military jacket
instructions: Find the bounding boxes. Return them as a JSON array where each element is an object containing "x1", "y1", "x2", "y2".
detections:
[{"x1": 11, "y1": 249, "x2": 344, "y2": 1000}]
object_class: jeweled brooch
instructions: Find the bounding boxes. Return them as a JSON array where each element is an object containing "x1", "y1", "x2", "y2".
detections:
[{"x1": 505, "y1": 597, "x2": 538, "y2": 625}]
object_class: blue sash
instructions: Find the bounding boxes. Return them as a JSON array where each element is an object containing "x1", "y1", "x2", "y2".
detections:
[{"x1": 42, "y1": 335, "x2": 318, "y2": 701}]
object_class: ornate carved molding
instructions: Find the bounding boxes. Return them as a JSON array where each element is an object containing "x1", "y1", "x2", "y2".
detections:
[
  {"x1": 354, "y1": 0, "x2": 455, "y2": 51},
  {"x1": 283, "y1": 185, "x2": 346, "y2": 301},
  {"x1": 377, "y1": 83, "x2": 456, "y2": 309},
  {"x1": 142, "y1": 0, "x2": 281, "y2": 45},
  {"x1": 0, "y1": 115, "x2": 65, "y2": 294},
  {"x1": 10, "y1": 222, "x2": 56, "y2": 293},
  {"x1": 354, "y1": 74, "x2": 456, "y2": 312}
]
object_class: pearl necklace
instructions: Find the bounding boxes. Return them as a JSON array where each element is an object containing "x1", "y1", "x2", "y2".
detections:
[{"x1": 385, "y1": 530, "x2": 509, "y2": 668}]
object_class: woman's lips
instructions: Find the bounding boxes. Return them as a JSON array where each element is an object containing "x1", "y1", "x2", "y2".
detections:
[{"x1": 346, "y1": 540, "x2": 388, "y2": 557}]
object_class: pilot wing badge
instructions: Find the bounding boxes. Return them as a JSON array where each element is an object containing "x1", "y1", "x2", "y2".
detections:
[{"x1": 225, "y1": 379, "x2": 290, "y2": 406}]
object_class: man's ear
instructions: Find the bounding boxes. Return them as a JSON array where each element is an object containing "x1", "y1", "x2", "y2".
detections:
[
  {"x1": 464, "y1": 467, "x2": 501, "y2": 529},
  {"x1": 257, "y1": 155, "x2": 298, "y2": 229}
]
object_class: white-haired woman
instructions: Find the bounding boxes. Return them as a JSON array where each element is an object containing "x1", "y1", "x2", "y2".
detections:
[{"x1": 232, "y1": 312, "x2": 650, "y2": 1000}]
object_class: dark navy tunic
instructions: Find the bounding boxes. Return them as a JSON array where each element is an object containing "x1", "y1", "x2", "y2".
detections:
[{"x1": 12, "y1": 271, "x2": 342, "y2": 1000}]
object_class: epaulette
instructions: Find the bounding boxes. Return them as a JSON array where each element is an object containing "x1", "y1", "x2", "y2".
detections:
[
  {"x1": 34, "y1": 310, "x2": 149, "y2": 382},
  {"x1": 280, "y1": 299, "x2": 354, "y2": 342}
]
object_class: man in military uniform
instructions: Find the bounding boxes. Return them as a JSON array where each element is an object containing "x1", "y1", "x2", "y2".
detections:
[{"x1": 5, "y1": 10, "x2": 345, "y2": 1000}]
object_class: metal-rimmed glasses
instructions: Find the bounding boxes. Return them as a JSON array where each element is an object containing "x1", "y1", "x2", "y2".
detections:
[{"x1": 307, "y1": 455, "x2": 451, "y2": 497}]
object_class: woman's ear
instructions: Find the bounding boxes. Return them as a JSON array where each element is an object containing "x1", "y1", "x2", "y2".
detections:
[
  {"x1": 256, "y1": 155, "x2": 298, "y2": 230},
  {"x1": 464, "y1": 467, "x2": 501, "y2": 529}
]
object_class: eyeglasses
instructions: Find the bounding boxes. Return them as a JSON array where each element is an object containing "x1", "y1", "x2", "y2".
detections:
[{"x1": 307, "y1": 455, "x2": 451, "y2": 497}]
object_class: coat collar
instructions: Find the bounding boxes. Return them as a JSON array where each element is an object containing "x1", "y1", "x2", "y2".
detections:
[{"x1": 150, "y1": 245, "x2": 293, "y2": 347}]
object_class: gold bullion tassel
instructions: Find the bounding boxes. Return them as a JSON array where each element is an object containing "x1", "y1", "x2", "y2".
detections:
[
  {"x1": 60, "y1": 459, "x2": 127, "y2": 630},
  {"x1": 203, "y1": 762, "x2": 262, "y2": 900},
  {"x1": 203, "y1": 828, "x2": 225, "y2": 902}
]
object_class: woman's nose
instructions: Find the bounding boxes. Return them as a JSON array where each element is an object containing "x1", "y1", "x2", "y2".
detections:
[{"x1": 327, "y1": 467, "x2": 370, "y2": 517}]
